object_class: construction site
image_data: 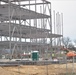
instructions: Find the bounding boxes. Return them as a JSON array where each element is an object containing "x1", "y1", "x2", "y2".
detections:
[{"x1": 0, "y1": 0, "x2": 76, "y2": 75}]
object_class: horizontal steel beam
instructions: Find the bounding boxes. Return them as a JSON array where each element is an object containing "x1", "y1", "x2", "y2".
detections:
[{"x1": 19, "y1": 2, "x2": 50, "y2": 6}]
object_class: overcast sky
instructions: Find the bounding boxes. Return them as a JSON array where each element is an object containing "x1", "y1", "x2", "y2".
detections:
[{"x1": 49, "y1": 0, "x2": 76, "y2": 40}]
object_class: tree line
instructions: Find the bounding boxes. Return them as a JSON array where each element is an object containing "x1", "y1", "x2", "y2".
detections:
[{"x1": 62, "y1": 37, "x2": 76, "y2": 51}]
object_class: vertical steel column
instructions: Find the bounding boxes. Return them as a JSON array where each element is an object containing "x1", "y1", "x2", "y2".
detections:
[
  {"x1": 42, "y1": 1, "x2": 45, "y2": 56},
  {"x1": 72, "y1": 56, "x2": 75, "y2": 74},
  {"x1": 8, "y1": 0, "x2": 12, "y2": 59},
  {"x1": 43, "y1": 1, "x2": 45, "y2": 45},
  {"x1": 50, "y1": 3, "x2": 52, "y2": 47},
  {"x1": 0, "y1": 25, "x2": 2, "y2": 41},
  {"x1": 29, "y1": 0, "x2": 32, "y2": 52},
  {"x1": 56, "y1": 12, "x2": 59, "y2": 46},
  {"x1": 61, "y1": 13, "x2": 63, "y2": 38},
  {"x1": 40, "y1": 6, "x2": 42, "y2": 54},
  {"x1": 61, "y1": 13, "x2": 63, "y2": 49},
  {"x1": 56, "y1": 12, "x2": 57, "y2": 45},
  {"x1": 58, "y1": 13, "x2": 61, "y2": 46},
  {"x1": 15, "y1": 19, "x2": 17, "y2": 42},
  {"x1": 18, "y1": 0, "x2": 22, "y2": 59},
  {"x1": 24, "y1": 21, "x2": 26, "y2": 42},
  {"x1": 53, "y1": 10, "x2": 56, "y2": 46},
  {"x1": 35, "y1": 0, "x2": 37, "y2": 50},
  {"x1": 59, "y1": 13, "x2": 61, "y2": 46}
]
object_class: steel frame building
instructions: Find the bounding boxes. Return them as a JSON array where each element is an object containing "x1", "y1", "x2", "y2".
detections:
[{"x1": 0, "y1": 0, "x2": 62, "y2": 59}]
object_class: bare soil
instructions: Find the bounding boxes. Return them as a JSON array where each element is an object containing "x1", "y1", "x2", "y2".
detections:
[{"x1": 0, "y1": 63, "x2": 76, "y2": 75}]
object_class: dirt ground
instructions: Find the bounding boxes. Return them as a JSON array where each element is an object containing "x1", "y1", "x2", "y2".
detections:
[{"x1": 0, "y1": 63, "x2": 76, "y2": 75}]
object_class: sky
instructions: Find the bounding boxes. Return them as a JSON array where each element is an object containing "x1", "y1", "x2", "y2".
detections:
[{"x1": 49, "y1": 0, "x2": 76, "y2": 40}]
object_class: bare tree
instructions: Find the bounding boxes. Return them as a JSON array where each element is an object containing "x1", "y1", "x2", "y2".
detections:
[
  {"x1": 62, "y1": 37, "x2": 71, "y2": 48},
  {"x1": 74, "y1": 40, "x2": 76, "y2": 45},
  {"x1": 68, "y1": 43, "x2": 74, "y2": 49},
  {"x1": 73, "y1": 40, "x2": 76, "y2": 51}
]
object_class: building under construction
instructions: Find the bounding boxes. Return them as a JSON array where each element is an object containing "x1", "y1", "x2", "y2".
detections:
[{"x1": 0, "y1": 0, "x2": 63, "y2": 59}]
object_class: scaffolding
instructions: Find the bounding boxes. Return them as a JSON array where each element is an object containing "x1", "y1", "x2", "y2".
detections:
[{"x1": 0, "y1": 0, "x2": 62, "y2": 59}]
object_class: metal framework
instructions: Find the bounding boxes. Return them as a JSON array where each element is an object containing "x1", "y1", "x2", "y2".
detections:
[{"x1": 0, "y1": 0, "x2": 62, "y2": 59}]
